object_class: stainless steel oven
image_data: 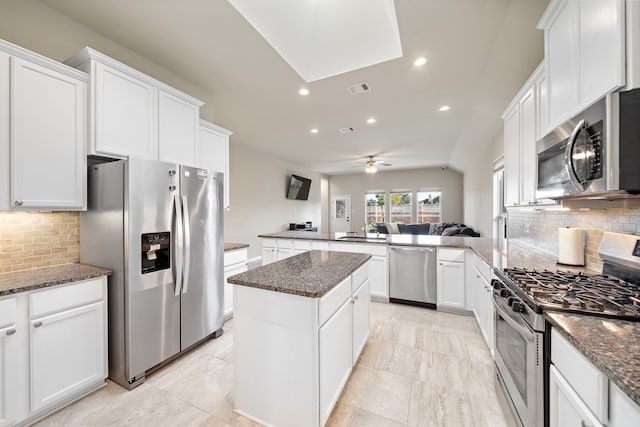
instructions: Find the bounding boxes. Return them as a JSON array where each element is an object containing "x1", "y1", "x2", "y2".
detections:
[{"x1": 492, "y1": 276, "x2": 545, "y2": 427}]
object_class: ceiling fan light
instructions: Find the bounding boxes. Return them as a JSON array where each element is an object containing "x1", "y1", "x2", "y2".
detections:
[{"x1": 366, "y1": 164, "x2": 377, "y2": 174}]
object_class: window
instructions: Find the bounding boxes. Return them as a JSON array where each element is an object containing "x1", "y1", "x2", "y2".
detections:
[
  {"x1": 390, "y1": 191, "x2": 412, "y2": 224},
  {"x1": 365, "y1": 192, "x2": 385, "y2": 230},
  {"x1": 417, "y1": 190, "x2": 441, "y2": 223}
]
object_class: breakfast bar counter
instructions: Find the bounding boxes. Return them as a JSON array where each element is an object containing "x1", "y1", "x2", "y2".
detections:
[{"x1": 228, "y1": 250, "x2": 371, "y2": 427}]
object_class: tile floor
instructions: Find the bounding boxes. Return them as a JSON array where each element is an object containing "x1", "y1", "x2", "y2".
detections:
[{"x1": 35, "y1": 302, "x2": 517, "y2": 427}]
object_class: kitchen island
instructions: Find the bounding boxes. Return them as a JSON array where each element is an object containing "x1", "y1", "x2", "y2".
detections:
[{"x1": 228, "y1": 250, "x2": 371, "y2": 427}]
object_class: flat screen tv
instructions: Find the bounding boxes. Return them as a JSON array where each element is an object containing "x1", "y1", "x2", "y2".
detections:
[{"x1": 287, "y1": 174, "x2": 312, "y2": 200}]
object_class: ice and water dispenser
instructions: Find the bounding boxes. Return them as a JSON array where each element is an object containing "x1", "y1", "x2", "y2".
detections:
[{"x1": 141, "y1": 232, "x2": 170, "y2": 274}]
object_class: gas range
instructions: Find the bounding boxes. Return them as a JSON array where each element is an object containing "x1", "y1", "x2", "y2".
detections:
[{"x1": 499, "y1": 267, "x2": 640, "y2": 321}]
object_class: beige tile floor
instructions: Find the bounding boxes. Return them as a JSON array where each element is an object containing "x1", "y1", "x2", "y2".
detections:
[{"x1": 35, "y1": 302, "x2": 517, "y2": 427}]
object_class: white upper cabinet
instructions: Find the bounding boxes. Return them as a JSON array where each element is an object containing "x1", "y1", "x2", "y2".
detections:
[
  {"x1": 92, "y1": 62, "x2": 157, "y2": 159},
  {"x1": 0, "y1": 39, "x2": 88, "y2": 211},
  {"x1": 539, "y1": 0, "x2": 625, "y2": 129},
  {"x1": 199, "y1": 120, "x2": 233, "y2": 209},
  {"x1": 65, "y1": 48, "x2": 203, "y2": 163},
  {"x1": 158, "y1": 90, "x2": 199, "y2": 166},
  {"x1": 503, "y1": 62, "x2": 554, "y2": 207}
]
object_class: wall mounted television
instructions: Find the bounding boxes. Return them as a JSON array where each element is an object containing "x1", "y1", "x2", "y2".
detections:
[{"x1": 287, "y1": 174, "x2": 312, "y2": 200}]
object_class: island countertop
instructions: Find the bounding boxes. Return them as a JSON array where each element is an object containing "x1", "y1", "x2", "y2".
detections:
[{"x1": 227, "y1": 250, "x2": 371, "y2": 298}]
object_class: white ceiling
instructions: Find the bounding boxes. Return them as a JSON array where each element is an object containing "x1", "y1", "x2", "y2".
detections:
[{"x1": 40, "y1": 0, "x2": 548, "y2": 175}]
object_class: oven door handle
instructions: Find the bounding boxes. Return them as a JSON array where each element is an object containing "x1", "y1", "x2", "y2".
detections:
[{"x1": 493, "y1": 298, "x2": 536, "y2": 343}]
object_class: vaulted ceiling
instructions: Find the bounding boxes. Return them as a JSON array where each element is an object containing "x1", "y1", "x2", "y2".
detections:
[{"x1": 39, "y1": 0, "x2": 548, "y2": 175}]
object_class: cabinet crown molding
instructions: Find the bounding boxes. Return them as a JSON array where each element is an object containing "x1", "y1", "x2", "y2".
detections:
[
  {"x1": 0, "y1": 38, "x2": 88, "y2": 82},
  {"x1": 200, "y1": 119, "x2": 234, "y2": 136},
  {"x1": 65, "y1": 47, "x2": 204, "y2": 107},
  {"x1": 537, "y1": 0, "x2": 564, "y2": 30}
]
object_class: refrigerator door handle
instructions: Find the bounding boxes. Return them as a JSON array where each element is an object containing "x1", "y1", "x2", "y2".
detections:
[
  {"x1": 174, "y1": 194, "x2": 184, "y2": 296},
  {"x1": 181, "y1": 195, "x2": 191, "y2": 295}
]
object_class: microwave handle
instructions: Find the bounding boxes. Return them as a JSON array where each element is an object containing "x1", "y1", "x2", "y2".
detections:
[{"x1": 564, "y1": 118, "x2": 586, "y2": 192}]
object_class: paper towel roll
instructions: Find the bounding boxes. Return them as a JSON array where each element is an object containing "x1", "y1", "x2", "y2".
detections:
[{"x1": 558, "y1": 227, "x2": 585, "y2": 266}]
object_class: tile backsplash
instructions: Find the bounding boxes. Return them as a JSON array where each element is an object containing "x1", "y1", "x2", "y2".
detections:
[
  {"x1": 0, "y1": 212, "x2": 79, "y2": 273},
  {"x1": 507, "y1": 207, "x2": 640, "y2": 271}
]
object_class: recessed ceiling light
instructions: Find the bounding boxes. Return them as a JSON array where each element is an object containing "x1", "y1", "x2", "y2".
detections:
[
  {"x1": 367, "y1": 118, "x2": 376, "y2": 124},
  {"x1": 310, "y1": 128, "x2": 319, "y2": 133},
  {"x1": 439, "y1": 105, "x2": 451, "y2": 111},
  {"x1": 299, "y1": 88, "x2": 310, "y2": 96},
  {"x1": 414, "y1": 57, "x2": 427, "y2": 67}
]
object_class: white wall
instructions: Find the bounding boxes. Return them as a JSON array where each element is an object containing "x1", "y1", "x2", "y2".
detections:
[
  {"x1": 328, "y1": 167, "x2": 464, "y2": 233},
  {"x1": 224, "y1": 144, "x2": 326, "y2": 259},
  {"x1": 0, "y1": 0, "x2": 214, "y2": 120},
  {"x1": 462, "y1": 131, "x2": 504, "y2": 237}
]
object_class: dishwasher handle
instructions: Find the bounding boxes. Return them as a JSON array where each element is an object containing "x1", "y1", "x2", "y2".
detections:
[{"x1": 390, "y1": 246, "x2": 435, "y2": 253}]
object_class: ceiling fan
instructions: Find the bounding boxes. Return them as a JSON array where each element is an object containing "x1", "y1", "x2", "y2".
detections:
[{"x1": 364, "y1": 155, "x2": 392, "y2": 174}]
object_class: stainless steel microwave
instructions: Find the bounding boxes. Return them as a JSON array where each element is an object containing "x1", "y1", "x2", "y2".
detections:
[{"x1": 536, "y1": 88, "x2": 640, "y2": 200}]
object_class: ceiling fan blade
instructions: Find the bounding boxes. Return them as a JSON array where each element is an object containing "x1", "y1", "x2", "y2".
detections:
[{"x1": 380, "y1": 163, "x2": 392, "y2": 167}]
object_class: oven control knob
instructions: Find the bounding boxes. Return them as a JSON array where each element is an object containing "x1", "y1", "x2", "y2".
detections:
[
  {"x1": 512, "y1": 301, "x2": 526, "y2": 313},
  {"x1": 500, "y1": 289, "x2": 511, "y2": 298},
  {"x1": 507, "y1": 297, "x2": 516, "y2": 306},
  {"x1": 491, "y1": 280, "x2": 502, "y2": 290}
]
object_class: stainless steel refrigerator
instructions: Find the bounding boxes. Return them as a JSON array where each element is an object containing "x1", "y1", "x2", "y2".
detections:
[{"x1": 80, "y1": 157, "x2": 224, "y2": 389}]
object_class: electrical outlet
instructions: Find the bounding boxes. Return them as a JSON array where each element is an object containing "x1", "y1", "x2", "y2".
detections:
[{"x1": 524, "y1": 224, "x2": 532, "y2": 235}]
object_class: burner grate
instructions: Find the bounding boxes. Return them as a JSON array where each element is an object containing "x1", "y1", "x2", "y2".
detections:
[{"x1": 502, "y1": 268, "x2": 640, "y2": 320}]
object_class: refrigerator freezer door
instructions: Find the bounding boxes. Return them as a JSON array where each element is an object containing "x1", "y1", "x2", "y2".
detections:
[
  {"x1": 179, "y1": 166, "x2": 224, "y2": 349},
  {"x1": 126, "y1": 158, "x2": 181, "y2": 379}
]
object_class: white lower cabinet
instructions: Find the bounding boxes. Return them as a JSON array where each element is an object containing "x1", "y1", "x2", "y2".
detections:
[
  {"x1": 437, "y1": 248, "x2": 466, "y2": 310},
  {"x1": 30, "y1": 301, "x2": 105, "y2": 412},
  {"x1": 261, "y1": 238, "x2": 294, "y2": 264},
  {"x1": 0, "y1": 277, "x2": 107, "y2": 426},
  {"x1": 319, "y1": 299, "x2": 351, "y2": 425},
  {"x1": 351, "y1": 280, "x2": 369, "y2": 365},
  {"x1": 549, "y1": 365, "x2": 603, "y2": 427},
  {"x1": 609, "y1": 382, "x2": 640, "y2": 427},
  {"x1": 223, "y1": 248, "x2": 248, "y2": 319}
]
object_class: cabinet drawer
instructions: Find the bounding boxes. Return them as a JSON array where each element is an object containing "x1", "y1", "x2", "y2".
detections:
[
  {"x1": 319, "y1": 277, "x2": 351, "y2": 326},
  {"x1": 480, "y1": 260, "x2": 492, "y2": 281},
  {"x1": 311, "y1": 241, "x2": 330, "y2": 251},
  {"x1": 0, "y1": 297, "x2": 16, "y2": 328},
  {"x1": 351, "y1": 262, "x2": 370, "y2": 292},
  {"x1": 438, "y1": 247, "x2": 465, "y2": 262},
  {"x1": 277, "y1": 239, "x2": 293, "y2": 249},
  {"x1": 293, "y1": 240, "x2": 311, "y2": 251},
  {"x1": 551, "y1": 328, "x2": 608, "y2": 423},
  {"x1": 30, "y1": 278, "x2": 104, "y2": 319},
  {"x1": 224, "y1": 248, "x2": 248, "y2": 267},
  {"x1": 262, "y1": 238, "x2": 276, "y2": 248}
]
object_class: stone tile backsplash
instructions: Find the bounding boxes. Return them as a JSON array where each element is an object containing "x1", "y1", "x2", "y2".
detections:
[
  {"x1": 507, "y1": 207, "x2": 640, "y2": 271},
  {"x1": 0, "y1": 212, "x2": 79, "y2": 273}
]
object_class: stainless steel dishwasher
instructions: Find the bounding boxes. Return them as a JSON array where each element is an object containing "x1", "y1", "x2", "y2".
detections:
[{"x1": 389, "y1": 246, "x2": 437, "y2": 308}]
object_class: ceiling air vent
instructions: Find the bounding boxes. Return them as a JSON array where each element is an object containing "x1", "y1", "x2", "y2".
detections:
[
  {"x1": 339, "y1": 127, "x2": 355, "y2": 134},
  {"x1": 346, "y1": 82, "x2": 371, "y2": 95}
]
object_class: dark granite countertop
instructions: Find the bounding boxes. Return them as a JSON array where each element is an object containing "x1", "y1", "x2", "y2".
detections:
[
  {"x1": 0, "y1": 263, "x2": 111, "y2": 296},
  {"x1": 224, "y1": 242, "x2": 249, "y2": 252},
  {"x1": 227, "y1": 250, "x2": 371, "y2": 298},
  {"x1": 546, "y1": 312, "x2": 640, "y2": 407}
]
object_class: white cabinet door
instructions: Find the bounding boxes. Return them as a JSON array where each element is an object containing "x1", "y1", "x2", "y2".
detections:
[
  {"x1": 503, "y1": 106, "x2": 520, "y2": 207},
  {"x1": 536, "y1": 65, "x2": 548, "y2": 139},
  {"x1": 224, "y1": 263, "x2": 247, "y2": 319},
  {"x1": 0, "y1": 51, "x2": 9, "y2": 211},
  {"x1": 199, "y1": 121, "x2": 232, "y2": 209},
  {"x1": 0, "y1": 297, "x2": 21, "y2": 427},
  {"x1": 158, "y1": 90, "x2": 199, "y2": 166},
  {"x1": 94, "y1": 62, "x2": 157, "y2": 159},
  {"x1": 479, "y1": 273, "x2": 495, "y2": 355},
  {"x1": 609, "y1": 382, "x2": 640, "y2": 427},
  {"x1": 437, "y1": 261, "x2": 465, "y2": 309},
  {"x1": 351, "y1": 280, "x2": 369, "y2": 365},
  {"x1": 549, "y1": 365, "x2": 603, "y2": 427},
  {"x1": 30, "y1": 301, "x2": 105, "y2": 412},
  {"x1": 261, "y1": 247, "x2": 275, "y2": 265},
  {"x1": 578, "y1": 0, "x2": 624, "y2": 110},
  {"x1": 10, "y1": 57, "x2": 86, "y2": 210},
  {"x1": 519, "y1": 88, "x2": 536, "y2": 206},
  {"x1": 368, "y1": 256, "x2": 388, "y2": 301},
  {"x1": 546, "y1": 0, "x2": 578, "y2": 129},
  {"x1": 319, "y1": 300, "x2": 352, "y2": 426},
  {"x1": 277, "y1": 248, "x2": 294, "y2": 260}
]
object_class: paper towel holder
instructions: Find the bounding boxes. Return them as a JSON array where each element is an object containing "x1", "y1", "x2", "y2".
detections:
[{"x1": 557, "y1": 227, "x2": 585, "y2": 267}]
